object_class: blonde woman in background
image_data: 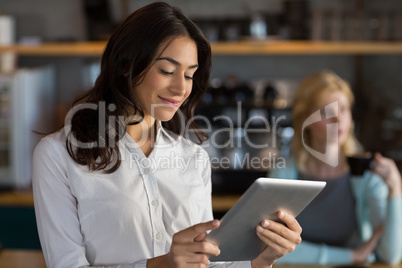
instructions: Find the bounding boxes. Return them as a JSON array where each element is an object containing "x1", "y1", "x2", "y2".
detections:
[{"x1": 270, "y1": 70, "x2": 402, "y2": 265}]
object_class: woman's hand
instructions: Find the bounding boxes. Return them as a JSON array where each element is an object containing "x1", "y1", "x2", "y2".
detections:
[
  {"x1": 352, "y1": 225, "x2": 383, "y2": 263},
  {"x1": 371, "y1": 153, "x2": 402, "y2": 199},
  {"x1": 251, "y1": 211, "x2": 302, "y2": 268},
  {"x1": 147, "y1": 220, "x2": 221, "y2": 268}
]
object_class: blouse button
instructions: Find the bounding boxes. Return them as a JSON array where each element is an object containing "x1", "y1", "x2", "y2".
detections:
[
  {"x1": 151, "y1": 199, "x2": 159, "y2": 207},
  {"x1": 144, "y1": 167, "x2": 152, "y2": 174},
  {"x1": 156, "y1": 233, "x2": 163, "y2": 240}
]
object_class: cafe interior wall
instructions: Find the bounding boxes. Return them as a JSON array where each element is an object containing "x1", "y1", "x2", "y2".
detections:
[{"x1": 0, "y1": 0, "x2": 401, "y2": 160}]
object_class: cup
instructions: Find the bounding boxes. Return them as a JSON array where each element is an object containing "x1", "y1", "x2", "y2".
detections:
[{"x1": 346, "y1": 152, "x2": 374, "y2": 176}]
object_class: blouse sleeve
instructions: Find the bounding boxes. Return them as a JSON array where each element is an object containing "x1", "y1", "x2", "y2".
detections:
[
  {"x1": 32, "y1": 138, "x2": 149, "y2": 268},
  {"x1": 274, "y1": 240, "x2": 354, "y2": 265},
  {"x1": 376, "y1": 195, "x2": 402, "y2": 264},
  {"x1": 366, "y1": 174, "x2": 402, "y2": 264}
]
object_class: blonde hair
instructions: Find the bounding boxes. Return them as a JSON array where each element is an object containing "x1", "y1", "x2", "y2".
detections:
[{"x1": 291, "y1": 70, "x2": 362, "y2": 171}]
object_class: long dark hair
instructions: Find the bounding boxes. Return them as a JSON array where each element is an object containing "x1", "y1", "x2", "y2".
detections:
[{"x1": 66, "y1": 2, "x2": 211, "y2": 173}]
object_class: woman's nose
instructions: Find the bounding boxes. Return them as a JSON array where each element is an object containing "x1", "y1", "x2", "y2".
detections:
[{"x1": 171, "y1": 75, "x2": 187, "y2": 96}]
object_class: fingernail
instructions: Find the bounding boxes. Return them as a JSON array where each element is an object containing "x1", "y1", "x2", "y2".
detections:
[
  {"x1": 279, "y1": 211, "x2": 285, "y2": 218},
  {"x1": 212, "y1": 220, "x2": 219, "y2": 226},
  {"x1": 262, "y1": 220, "x2": 270, "y2": 227},
  {"x1": 257, "y1": 226, "x2": 264, "y2": 233},
  {"x1": 217, "y1": 249, "x2": 221, "y2": 255}
]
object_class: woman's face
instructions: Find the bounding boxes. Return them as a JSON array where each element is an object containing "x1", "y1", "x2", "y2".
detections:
[
  {"x1": 307, "y1": 91, "x2": 352, "y2": 147},
  {"x1": 134, "y1": 36, "x2": 198, "y2": 122}
]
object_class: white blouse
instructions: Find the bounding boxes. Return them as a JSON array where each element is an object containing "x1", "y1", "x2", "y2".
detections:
[{"x1": 33, "y1": 125, "x2": 252, "y2": 268}]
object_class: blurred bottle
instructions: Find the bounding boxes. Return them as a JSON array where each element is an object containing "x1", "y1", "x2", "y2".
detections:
[{"x1": 250, "y1": 13, "x2": 267, "y2": 39}]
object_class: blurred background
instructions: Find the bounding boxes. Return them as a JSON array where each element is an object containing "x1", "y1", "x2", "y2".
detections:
[{"x1": 0, "y1": 0, "x2": 401, "y2": 250}]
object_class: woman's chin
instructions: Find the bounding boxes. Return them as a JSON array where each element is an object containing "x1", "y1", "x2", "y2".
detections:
[{"x1": 154, "y1": 113, "x2": 176, "y2": 122}]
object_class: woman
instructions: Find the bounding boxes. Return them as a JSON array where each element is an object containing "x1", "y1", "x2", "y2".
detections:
[
  {"x1": 270, "y1": 70, "x2": 402, "y2": 265},
  {"x1": 33, "y1": 2, "x2": 301, "y2": 268}
]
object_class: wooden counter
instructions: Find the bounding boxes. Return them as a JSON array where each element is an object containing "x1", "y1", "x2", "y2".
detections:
[
  {"x1": 0, "y1": 250, "x2": 46, "y2": 268},
  {"x1": 1, "y1": 250, "x2": 401, "y2": 268}
]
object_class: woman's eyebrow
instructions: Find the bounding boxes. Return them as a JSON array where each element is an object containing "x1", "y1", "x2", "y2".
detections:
[{"x1": 156, "y1": 57, "x2": 198, "y2": 69}]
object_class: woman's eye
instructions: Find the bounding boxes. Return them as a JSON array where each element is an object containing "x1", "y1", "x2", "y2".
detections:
[
  {"x1": 185, "y1": 75, "x2": 194, "y2": 80},
  {"x1": 160, "y1": 69, "x2": 173, "y2": 76}
]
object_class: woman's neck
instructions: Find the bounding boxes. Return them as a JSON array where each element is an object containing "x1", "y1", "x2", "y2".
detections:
[
  {"x1": 126, "y1": 115, "x2": 156, "y2": 157},
  {"x1": 303, "y1": 143, "x2": 348, "y2": 180}
]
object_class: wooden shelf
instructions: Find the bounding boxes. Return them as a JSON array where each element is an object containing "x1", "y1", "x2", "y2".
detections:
[
  {"x1": 0, "y1": 42, "x2": 106, "y2": 57},
  {"x1": 0, "y1": 41, "x2": 402, "y2": 56},
  {"x1": 211, "y1": 41, "x2": 402, "y2": 55}
]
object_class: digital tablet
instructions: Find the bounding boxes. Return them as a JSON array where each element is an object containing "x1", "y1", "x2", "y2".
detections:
[{"x1": 204, "y1": 177, "x2": 326, "y2": 262}]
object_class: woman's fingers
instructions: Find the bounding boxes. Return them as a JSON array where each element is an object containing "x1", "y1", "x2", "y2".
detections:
[
  {"x1": 255, "y1": 211, "x2": 302, "y2": 256},
  {"x1": 256, "y1": 230, "x2": 293, "y2": 259},
  {"x1": 276, "y1": 210, "x2": 302, "y2": 234},
  {"x1": 171, "y1": 240, "x2": 221, "y2": 256},
  {"x1": 256, "y1": 222, "x2": 297, "y2": 251},
  {"x1": 372, "y1": 153, "x2": 402, "y2": 198},
  {"x1": 258, "y1": 211, "x2": 302, "y2": 243},
  {"x1": 173, "y1": 219, "x2": 220, "y2": 243},
  {"x1": 194, "y1": 231, "x2": 208, "y2": 242},
  {"x1": 167, "y1": 220, "x2": 221, "y2": 267},
  {"x1": 182, "y1": 251, "x2": 212, "y2": 265}
]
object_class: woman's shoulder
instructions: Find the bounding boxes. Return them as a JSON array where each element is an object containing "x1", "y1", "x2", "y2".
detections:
[
  {"x1": 351, "y1": 170, "x2": 384, "y2": 184},
  {"x1": 32, "y1": 129, "x2": 71, "y2": 174},
  {"x1": 35, "y1": 129, "x2": 67, "y2": 154},
  {"x1": 350, "y1": 170, "x2": 389, "y2": 197}
]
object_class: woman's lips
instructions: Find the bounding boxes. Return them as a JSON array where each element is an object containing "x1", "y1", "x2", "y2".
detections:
[{"x1": 158, "y1": 96, "x2": 180, "y2": 108}]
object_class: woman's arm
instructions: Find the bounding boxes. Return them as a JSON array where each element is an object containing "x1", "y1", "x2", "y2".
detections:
[
  {"x1": 366, "y1": 155, "x2": 402, "y2": 264},
  {"x1": 274, "y1": 240, "x2": 353, "y2": 265}
]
